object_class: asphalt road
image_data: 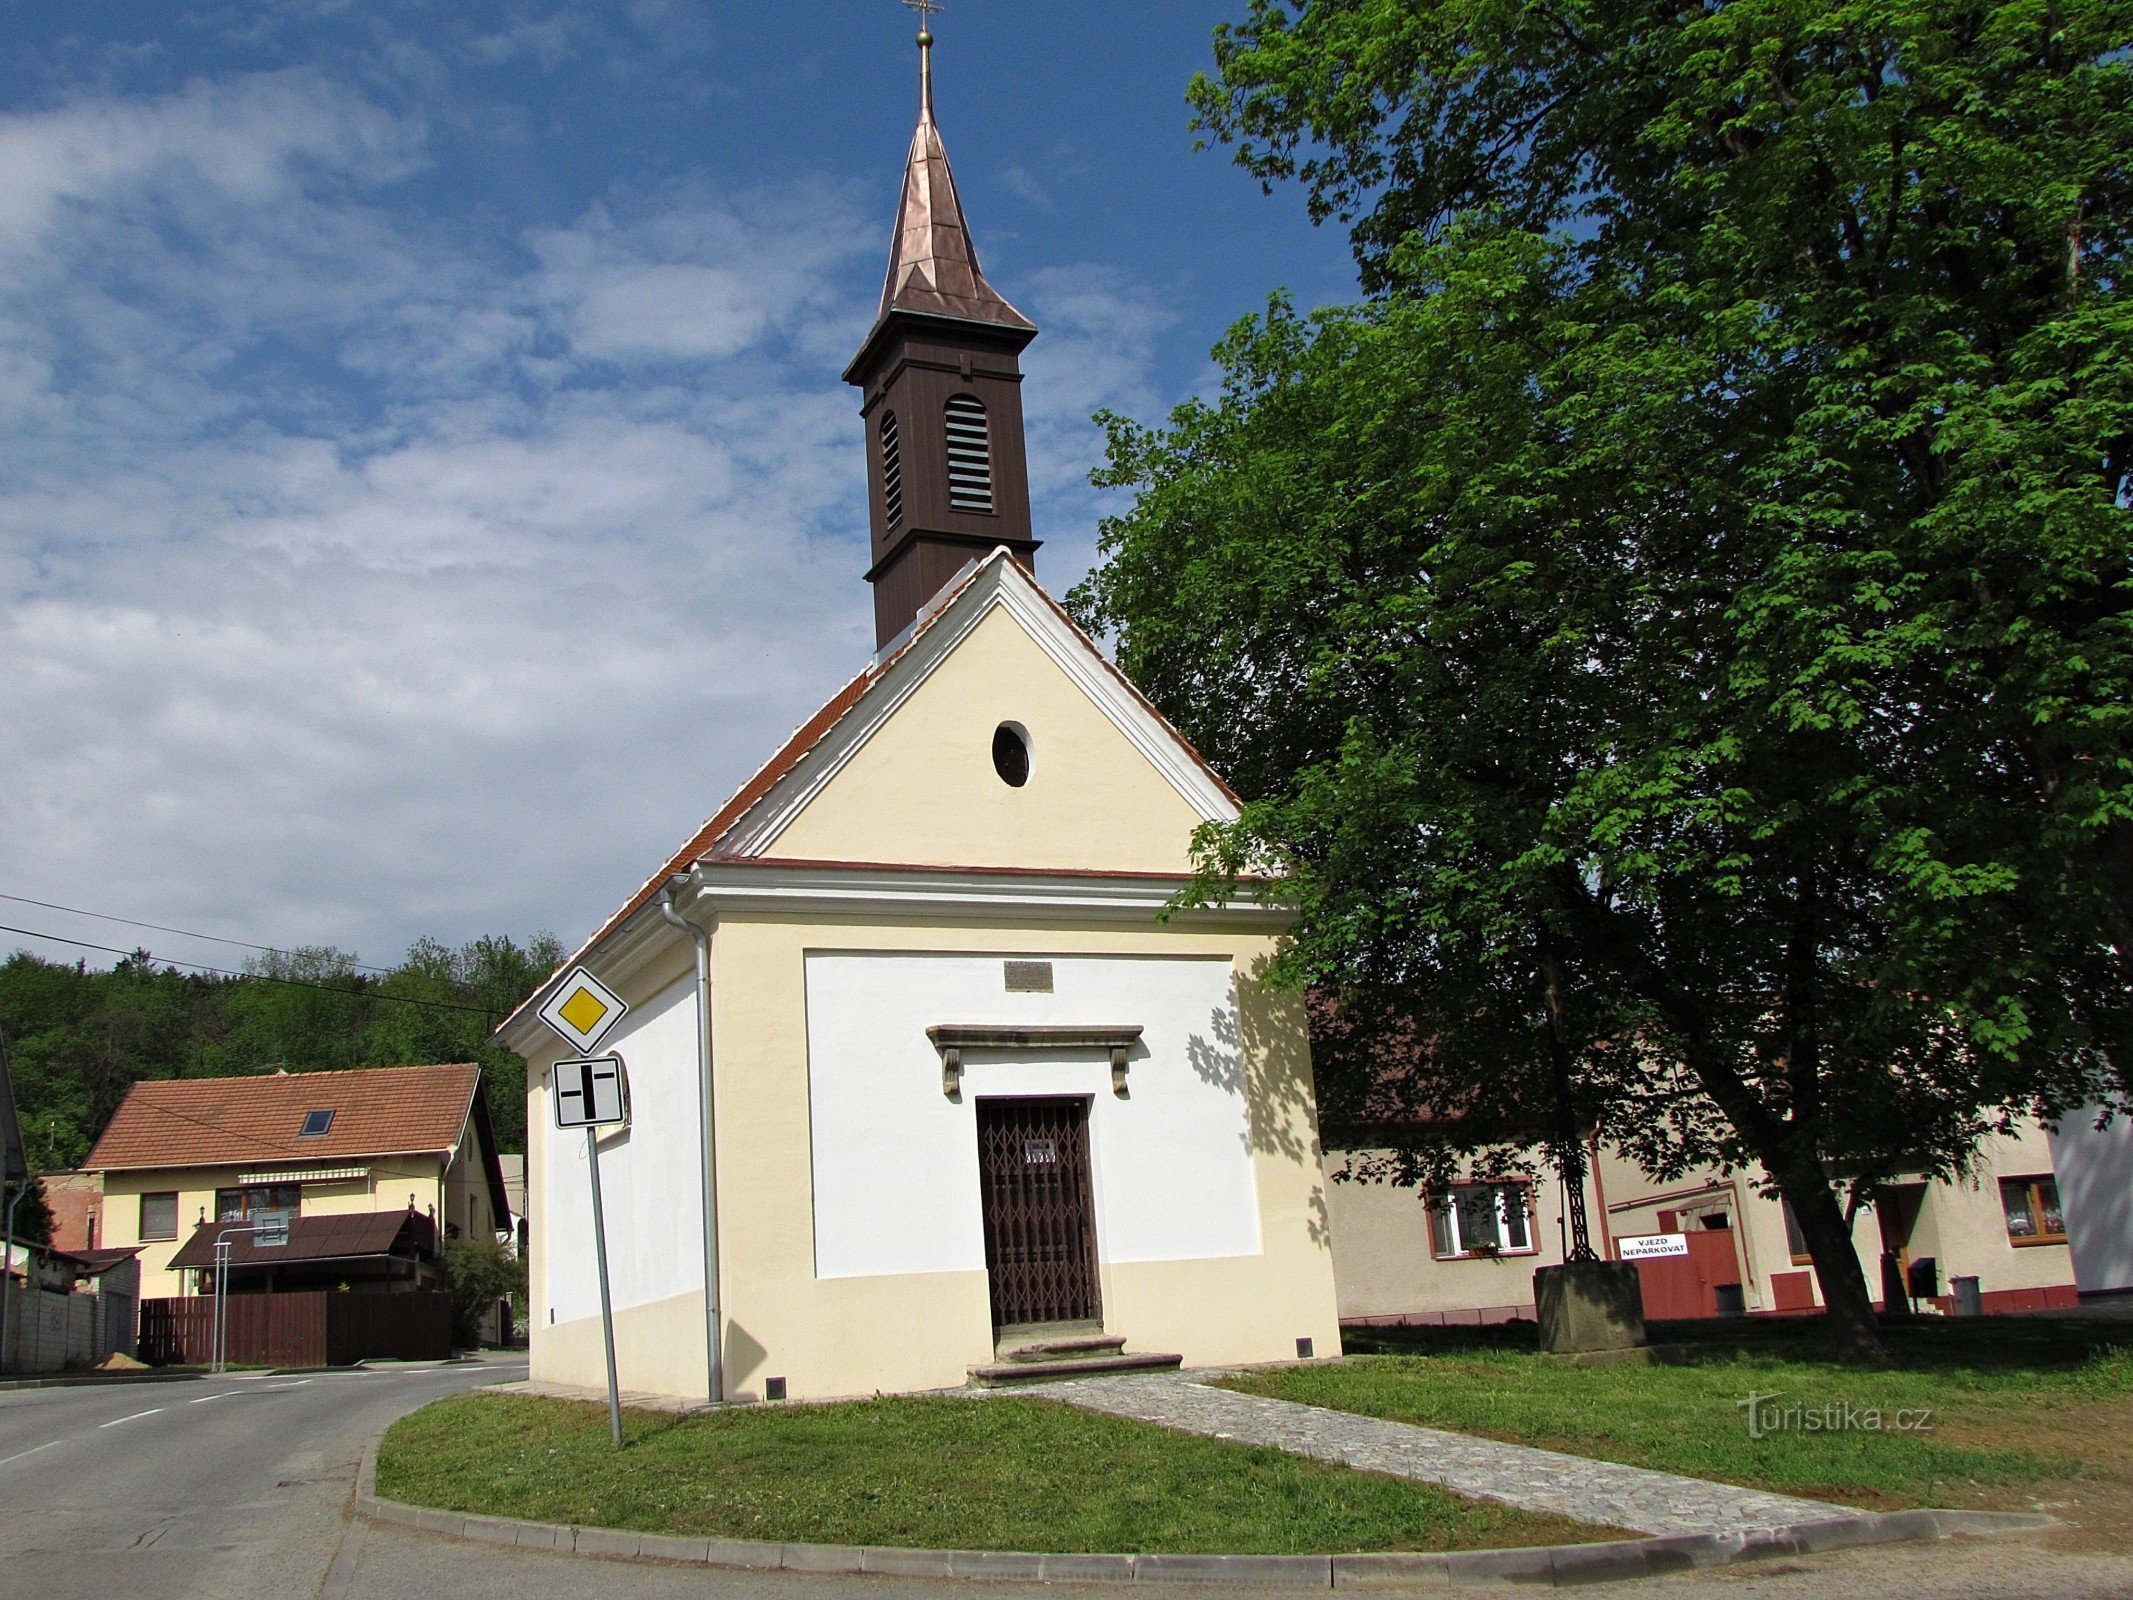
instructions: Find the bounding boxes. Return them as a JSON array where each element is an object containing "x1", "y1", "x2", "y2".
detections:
[
  {"x1": 6, "y1": 1357, "x2": 2131, "y2": 1600},
  {"x1": 0, "y1": 1354, "x2": 524, "y2": 1600}
]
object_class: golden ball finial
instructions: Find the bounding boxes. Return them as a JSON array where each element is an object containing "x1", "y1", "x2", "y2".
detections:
[{"x1": 917, "y1": 29, "x2": 933, "y2": 46}]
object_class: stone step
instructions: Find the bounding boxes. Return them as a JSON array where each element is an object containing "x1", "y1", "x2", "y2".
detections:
[
  {"x1": 999, "y1": 1333, "x2": 1127, "y2": 1363},
  {"x1": 968, "y1": 1350, "x2": 1182, "y2": 1387}
]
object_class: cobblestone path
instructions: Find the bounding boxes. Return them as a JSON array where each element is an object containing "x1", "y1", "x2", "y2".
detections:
[{"x1": 1022, "y1": 1372, "x2": 1846, "y2": 1536}]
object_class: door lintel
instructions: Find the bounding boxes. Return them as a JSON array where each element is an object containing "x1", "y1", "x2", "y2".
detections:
[{"x1": 926, "y1": 1024, "x2": 1142, "y2": 1097}]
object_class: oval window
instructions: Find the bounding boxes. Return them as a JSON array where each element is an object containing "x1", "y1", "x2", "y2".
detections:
[{"x1": 992, "y1": 723, "x2": 1030, "y2": 787}]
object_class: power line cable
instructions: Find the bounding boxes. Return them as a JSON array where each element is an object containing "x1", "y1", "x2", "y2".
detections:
[
  {"x1": 0, "y1": 924, "x2": 496, "y2": 1018},
  {"x1": 0, "y1": 893, "x2": 397, "y2": 975}
]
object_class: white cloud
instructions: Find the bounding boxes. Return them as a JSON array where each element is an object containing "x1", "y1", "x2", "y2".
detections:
[{"x1": 0, "y1": 69, "x2": 1167, "y2": 969}]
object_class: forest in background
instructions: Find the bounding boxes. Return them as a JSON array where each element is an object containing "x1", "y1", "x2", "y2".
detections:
[{"x1": 0, "y1": 932, "x2": 561, "y2": 1172}]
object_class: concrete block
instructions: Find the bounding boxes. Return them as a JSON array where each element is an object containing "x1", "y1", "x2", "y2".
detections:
[
  {"x1": 701, "y1": 1537, "x2": 785, "y2": 1569},
  {"x1": 1443, "y1": 1545, "x2": 1559, "y2": 1586},
  {"x1": 1925, "y1": 1510, "x2": 2056, "y2": 1537},
  {"x1": 1633, "y1": 1532, "x2": 1732, "y2": 1570},
  {"x1": 510, "y1": 1520, "x2": 567, "y2": 1550},
  {"x1": 456, "y1": 1514, "x2": 520, "y2": 1546},
  {"x1": 860, "y1": 1546, "x2": 956, "y2": 1577},
  {"x1": 1332, "y1": 1551, "x2": 1453, "y2": 1588},
  {"x1": 1039, "y1": 1552, "x2": 1138, "y2": 1582},
  {"x1": 947, "y1": 1549, "x2": 1050, "y2": 1580},
  {"x1": 780, "y1": 1541, "x2": 867, "y2": 1574},
  {"x1": 1788, "y1": 1514, "x2": 1899, "y2": 1554},
  {"x1": 1547, "y1": 1538, "x2": 1695, "y2": 1585},
  {"x1": 569, "y1": 1525, "x2": 644, "y2": 1560},
  {"x1": 635, "y1": 1533, "x2": 715, "y2": 1565},
  {"x1": 1533, "y1": 1261, "x2": 1646, "y2": 1354},
  {"x1": 411, "y1": 1507, "x2": 466, "y2": 1537},
  {"x1": 1133, "y1": 1553, "x2": 1333, "y2": 1586}
]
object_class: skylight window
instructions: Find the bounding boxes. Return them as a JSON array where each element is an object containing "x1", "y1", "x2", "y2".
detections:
[{"x1": 300, "y1": 1109, "x2": 335, "y2": 1137}]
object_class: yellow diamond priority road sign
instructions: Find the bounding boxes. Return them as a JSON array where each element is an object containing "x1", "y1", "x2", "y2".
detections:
[{"x1": 538, "y1": 966, "x2": 627, "y2": 1054}]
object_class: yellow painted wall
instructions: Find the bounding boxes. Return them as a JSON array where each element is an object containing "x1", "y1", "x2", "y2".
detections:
[
  {"x1": 1594, "y1": 1121, "x2": 2079, "y2": 1311},
  {"x1": 767, "y1": 605, "x2": 1209, "y2": 874},
  {"x1": 442, "y1": 1119, "x2": 500, "y2": 1243},
  {"x1": 530, "y1": 913, "x2": 1345, "y2": 1402},
  {"x1": 1324, "y1": 1153, "x2": 1601, "y2": 1320},
  {"x1": 98, "y1": 1160, "x2": 447, "y2": 1301}
]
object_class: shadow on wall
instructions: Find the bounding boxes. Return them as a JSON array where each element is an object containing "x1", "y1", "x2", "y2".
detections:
[
  {"x1": 1185, "y1": 958, "x2": 1329, "y2": 1249},
  {"x1": 723, "y1": 1317, "x2": 769, "y2": 1400}
]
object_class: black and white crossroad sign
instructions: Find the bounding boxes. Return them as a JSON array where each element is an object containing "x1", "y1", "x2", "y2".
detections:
[{"x1": 552, "y1": 1054, "x2": 630, "y2": 1131}]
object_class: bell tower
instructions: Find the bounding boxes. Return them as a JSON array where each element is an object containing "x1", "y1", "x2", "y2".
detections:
[{"x1": 844, "y1": 13, "x2": 1039, "y2": 649}]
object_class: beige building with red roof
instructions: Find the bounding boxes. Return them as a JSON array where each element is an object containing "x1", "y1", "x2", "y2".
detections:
[{"x1": 84, "y1": 1063, "x2": 510, "y2": 1303}]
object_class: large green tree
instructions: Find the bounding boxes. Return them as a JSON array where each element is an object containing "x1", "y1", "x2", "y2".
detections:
[
  {"x1": 0, "y1": 930, "x2": 560, "y2": 1167},
  {"x1": 1075, "y1": 0, "x2": 2131, "y2": 1352}
]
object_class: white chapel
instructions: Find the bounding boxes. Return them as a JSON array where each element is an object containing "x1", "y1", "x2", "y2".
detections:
[{"x1": 496, "y1": 27, "x2": 1343, "y2": 1403}]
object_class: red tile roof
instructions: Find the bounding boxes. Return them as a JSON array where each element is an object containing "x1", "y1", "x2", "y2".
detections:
[{"x1": 84, "y1": 1064, "x2": 481, "y2": 1174}]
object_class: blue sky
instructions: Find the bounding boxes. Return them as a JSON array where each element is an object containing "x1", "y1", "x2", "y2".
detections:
[{"x1": 0, "y1": 0, "x2": 1357, "y2": 972}]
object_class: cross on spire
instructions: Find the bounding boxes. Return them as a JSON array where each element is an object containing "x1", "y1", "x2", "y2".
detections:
[{"x1": 903, "y1": 0, "x2": 942, "y2": 116}]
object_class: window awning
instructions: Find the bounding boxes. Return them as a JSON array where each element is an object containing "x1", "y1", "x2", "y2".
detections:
[{"x1": 235, "y1": 1167, "x2": 370, "y2": 1185}]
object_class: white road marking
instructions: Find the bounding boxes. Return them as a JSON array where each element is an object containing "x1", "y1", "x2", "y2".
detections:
[
  {"x1": 261, "y1": 1380, "x2": 311, "y2": 1391},
  {"x1": 189, "y1": 1391, "x2": 239, "y2": 1405},
  {"x1": 98, "y1": 1407, "x2": 164, "y2": 1428},
  {"x1": 0, "y1": 1438, "x2": 65, "y2": 1470}
]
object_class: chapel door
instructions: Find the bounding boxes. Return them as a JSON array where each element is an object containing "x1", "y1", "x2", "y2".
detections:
[{"x1": 975, "y1": 1097, "x2": 1102, "y2": 1329}]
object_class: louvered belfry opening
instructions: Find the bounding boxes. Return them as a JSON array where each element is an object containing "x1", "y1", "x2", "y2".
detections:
[
  {"x1": 844, "y1": 34, "x2": 1041, "y2": 647},
  {"x1": 975, "y1": 1097, "x2": 1102, "y2": 1329},
  {"x1": 943, "y1": 394, "x2": 995, "y2": 513},
  {"x1": 880, "y1": 411, "x2": 905, "y2": 527}
]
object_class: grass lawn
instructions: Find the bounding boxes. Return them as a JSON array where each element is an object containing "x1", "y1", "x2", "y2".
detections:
[
  {"x1": 1223, "y1": 1316, "x2": 2133, "y2": 1541},
  {"x1": 377, "y1": 1391, "x2": 1612, "y2": 1554}
]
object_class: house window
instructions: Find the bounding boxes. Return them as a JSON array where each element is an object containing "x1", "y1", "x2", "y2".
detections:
[
  {"x1": 944, "y1": 394, "x2": 994, "y2": 512},
  {"x1": 216, "y1": 1185, "x2": 301, "y2": 1223},
  {"x1": 300, "y1": 1108, "x2": 335, "y2": 1137},
  {"x1": 2000, "y1": 1176, "x2": 2066, "y2": 1245},
  {"x1": 1429, "y1": 1182, "x2": 1535, "y2": 1259},
  {"x1": 880, "y1": 411, "x2": 904, "y2": 527},
  {"x1": 139, "y1": 1191, "x2": 178, "y2": 1242},
  {"x1": 1782, "y1": 1199, "x2": 1812, "y2": 1264}
]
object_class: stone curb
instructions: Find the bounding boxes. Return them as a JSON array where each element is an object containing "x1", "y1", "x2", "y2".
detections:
[
  {"x1": 0, "y1": 1368, "x2": 207, "y2": 1392},
  {"x1": 354, "y1": 1440, "x2": 2053, "y2": 1588}
]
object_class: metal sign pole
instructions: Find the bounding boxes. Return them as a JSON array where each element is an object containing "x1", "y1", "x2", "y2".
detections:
[
  {"x1": 0, "y1": 1184, "x2": 24, "y2": 1377},
  {"x1": 212, "y1": 1240, "x2": 227, "y2": 1373},
  {"x1": 584, "y1": 1126, "x2": 624, "y2": 1449}
]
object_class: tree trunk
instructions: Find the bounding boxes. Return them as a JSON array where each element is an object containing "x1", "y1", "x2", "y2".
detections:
[{"x1": 1770, "y1": 1164, "x2": 1885, "y2": 1359}]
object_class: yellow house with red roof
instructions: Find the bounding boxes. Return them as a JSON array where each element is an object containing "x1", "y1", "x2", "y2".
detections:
[{"x1": 84, "y1": 1063, "x2": 510, "y2": 1304}]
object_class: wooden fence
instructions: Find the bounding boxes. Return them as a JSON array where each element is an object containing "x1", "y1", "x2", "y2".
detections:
[{"x1": 139, "y1": 1291, "x2": 452, "y2": 1368}]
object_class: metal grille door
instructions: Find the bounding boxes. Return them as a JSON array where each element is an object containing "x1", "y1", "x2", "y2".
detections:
[{"x1": 976, "y1": 1098, "x2": 1101, "y2": 1327}]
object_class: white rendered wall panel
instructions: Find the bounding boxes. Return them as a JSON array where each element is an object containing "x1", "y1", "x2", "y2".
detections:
[
  {"x1": 2050, "y1": 1106, "x2": 2133, "y2": 1294},
  {"x1": 539, "y1": 973, "x2": 705, "y2": 1323},
  {"x1": 805, "y1": 951, "x2": 1261, "y2": 1279}
]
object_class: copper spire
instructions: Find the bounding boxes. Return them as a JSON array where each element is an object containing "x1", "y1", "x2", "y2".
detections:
[{"x1": 878, "y1": 5, "x2": 1035, "y2": 331}]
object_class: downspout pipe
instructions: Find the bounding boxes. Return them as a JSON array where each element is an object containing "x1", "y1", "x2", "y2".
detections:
[{"x1": 659, "y1": 879, "x2": 723, "y2": 1404}]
